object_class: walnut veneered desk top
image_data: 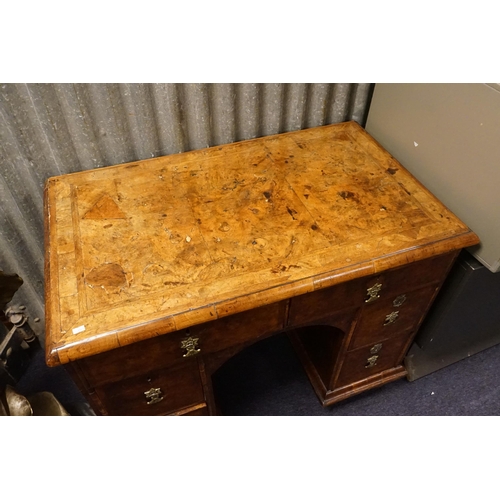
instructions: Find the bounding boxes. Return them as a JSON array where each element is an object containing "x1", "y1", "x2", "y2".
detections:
[{"x1": 44, "y1": 121, "x2": 478, "y2": 367}]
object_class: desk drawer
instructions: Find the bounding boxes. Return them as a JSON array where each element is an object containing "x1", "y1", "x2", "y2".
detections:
[
  {"x1": 94, "y1": 359, "x2": 204, "y2": 416},
  {"x1": 363, "y1": 252, "x2": 455, "y2": 302},
  {"x1": 335, "y1": 334, "x2": 410, "y2": 388},
  {"x1": 348, "y1": 284, "x2": 438, "y2": 350},
  {"x1": 288, "y1": 253, "x2": 455, "y2": 329},
  {"x1": 191, "y1": 301, "x2": 286, "y2": 355},
  {"x1": 288, "y1": 279, "x2": 366, "y2": 326},
  {"x1": 88, "y1": 302, "x2": 285, "y2": 415},
  {"x1": 80, "y1": 302, "x2": 285, "y2": 387},
  {"x1": 79, "y1": 328, "x2": 192, "y2": 386}
]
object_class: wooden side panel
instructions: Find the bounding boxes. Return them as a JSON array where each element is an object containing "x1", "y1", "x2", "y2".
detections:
[
  {"x1": 63, "y1": 362, "x2": 108, "y2": 416},
  {"x1": 291, "y1": 311, "x2": 357, "y2": 385}
]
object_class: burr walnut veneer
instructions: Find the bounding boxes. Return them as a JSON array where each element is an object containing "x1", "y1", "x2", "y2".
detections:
[{"x1": 44, "y1": 122, "x2": 479, "y2": 415}]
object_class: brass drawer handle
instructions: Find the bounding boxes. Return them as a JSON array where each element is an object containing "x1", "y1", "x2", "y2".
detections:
[
  {"x1": 365, "y1": 355, "x2": 378, "y2": 368},
  {"x1": 365, "y1": 283, "x2": 382, "y2": 303},
  {"x1": 370, "y1": 343, "x2": 383, "y2": 354},
  {"x1": 144, "y1": 387, "x2": 164, "y2": 405},
  {"x1": 393, "y1": 294, "x2": 407, "y2": 307},
  {"x1": 181, "y1": 336, "x2": 201, "y2": 357},
  {"x1": 383, "y1": 311, "x2": 399, "y2": 326}
]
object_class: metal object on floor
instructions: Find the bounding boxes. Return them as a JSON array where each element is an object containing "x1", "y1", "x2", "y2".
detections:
[
  {"x1": 27, "y1": 392, "x2": 70, "y2": 416},
  {"x1": 1, "y1": 270, "x2": 89, "y2": 415},
  {"x1": 0, "y1": 385, "x2": 70, "y2": 416},
  {"x1": 3, "y1": 385, "x2": 32, "y2": 416},
  {"x1": 1, "y1": 270, "x2": 42, "y2": 387}
]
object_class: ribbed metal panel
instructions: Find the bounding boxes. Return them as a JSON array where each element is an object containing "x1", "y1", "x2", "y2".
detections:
[{"x1": 0, "y1": 83, "x2": 373, "y2": 341}]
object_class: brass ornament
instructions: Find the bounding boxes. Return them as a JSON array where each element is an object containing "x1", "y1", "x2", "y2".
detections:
[
  {"x1": 370, "y1": 343, "x2": 383, "y2": 354},
  {"x1": 181, "y1": 336, "x2": 201, "y2": 357},
  {"x1": 144, "y1": 387, "x2": 164, "y2": 405},
  {"x1": 365, "y1": 283, "x2": 382, "y2": 303},
  {"x1": 393, "y1": 294, "x2": 407, "y2": 307},
  {"x1": 384, "y1": 311, "x2": 399, "y2": 326},
  {"x1": 365, "y1": 355, "x2": 379, "y2": 368}
]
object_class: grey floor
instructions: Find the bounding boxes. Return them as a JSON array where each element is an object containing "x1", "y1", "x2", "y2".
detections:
[{"x1": 15, "y1": 332, "x2": 500, "y2": 416}]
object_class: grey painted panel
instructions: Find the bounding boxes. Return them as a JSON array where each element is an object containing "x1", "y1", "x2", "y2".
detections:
[
  {"x1": 366, "y1": 83, "x2": 500, "y2": 272},
  {"x1": 0, "y1": 83, "x2": 373, "y2": 343}
]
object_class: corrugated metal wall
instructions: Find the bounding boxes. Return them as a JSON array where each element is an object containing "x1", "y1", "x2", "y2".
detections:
[{"x1": 0, "y1": 83, "x2": 374, "y2": 341}]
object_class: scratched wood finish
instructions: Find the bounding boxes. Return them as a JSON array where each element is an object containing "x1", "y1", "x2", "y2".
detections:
[{"x1": 44, "y1": 121, "x2": 479, "y2": 367}]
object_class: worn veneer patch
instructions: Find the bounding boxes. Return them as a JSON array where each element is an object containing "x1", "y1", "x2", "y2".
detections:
[
  {"x1": 85, "y1": 263, "x2": 128, "y2": 288},
  {"x1": 83, "y1": 195, "x2": 127, "y2": 219}
]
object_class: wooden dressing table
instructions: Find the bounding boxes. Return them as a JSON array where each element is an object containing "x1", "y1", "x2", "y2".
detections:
[{"x1": 44, "y1": 121, "x2": 479, "y2": 415}]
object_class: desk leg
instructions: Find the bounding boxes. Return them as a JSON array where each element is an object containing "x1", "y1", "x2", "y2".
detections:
[{"x1": 197, "y1": 357, "x2": 218, "y2": 415}]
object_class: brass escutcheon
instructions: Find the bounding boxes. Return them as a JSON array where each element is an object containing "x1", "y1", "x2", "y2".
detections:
[
  {"x1": 365, "y1": 283, "x2": 382, "y2": 303},
  {"x1": 393, "y1": 294, "x2": 407, "y2": 307},
  {"x1": 384, "y1": 311, "x2": 399, "y2": 326},
  {"x1": 365, "y1": 355, "x2": 378, "y2": 368},
  {"x1": 144, "y1": 387, "x2": 164, "y2": 405},
  {"x1": 370, "y1": 343, "x2": 383, "y2": 354},
  {"x1": 181, "y1": 336, "x2": 201, "y2": 357}
]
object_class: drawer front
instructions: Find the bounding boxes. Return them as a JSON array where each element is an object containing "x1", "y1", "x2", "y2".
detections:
[
  {"x1": 95, "y1": 360, "x2": 204, "y2": 416},
  {"x1": 288, "y1": 279, "x2": 367, "y2": 327},
  {"x1": 364, "y1": 252, "x2": 455, "y2": 302},
  {"x1": 335, "y1": 334, "x2": 410, "y2": 389},
  {"x1": 79, "y1": 328, "x2": 192, "y2": 386},
  {"x1": 348, "y1": 284, "x2": 438, "y2": 350},
  {"x1": 288, "y1": 252, "x2": 455, "y2": 329},
  {"x1": 80, "y1": 302, "x2": 285, "y2": 387},
  {"x1": 190, "y1": 301, "x2": 286, "y2": 355}
]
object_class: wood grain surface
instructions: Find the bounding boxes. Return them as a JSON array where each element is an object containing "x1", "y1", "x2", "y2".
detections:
[{"x1": 44, "y1": 121, "x2": 479, "y2": 366}]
